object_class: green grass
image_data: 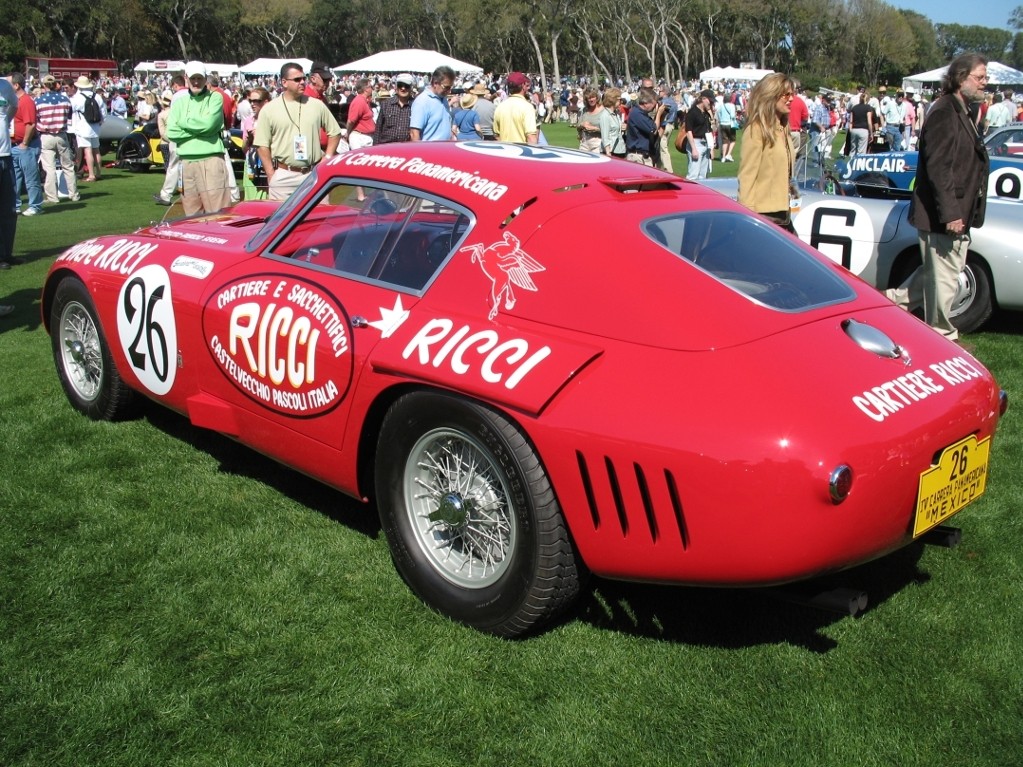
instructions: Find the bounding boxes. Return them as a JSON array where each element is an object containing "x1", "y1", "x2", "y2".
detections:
[{"x1": 2, "y1": 139, "x2": 1022, "y2": 766}]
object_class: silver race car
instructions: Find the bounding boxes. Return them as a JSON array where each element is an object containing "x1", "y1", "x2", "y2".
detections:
[{"x1": 702, "y1": 173, "x2": 1022, "y2": 333}]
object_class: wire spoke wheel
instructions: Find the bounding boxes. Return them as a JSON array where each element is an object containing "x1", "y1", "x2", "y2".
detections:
[
  {"x1": 376, "y1": 391, "x2": 581, "y2": 636},
  {"x1": 50, "y1": 278, "x2": 136, "y2": 421},
  {"x1": 405, "y1": 428, "x2": 516, "y2": 588},
  {"x1": 58, "y1": 300, "x2": 104, "y2": 403}
]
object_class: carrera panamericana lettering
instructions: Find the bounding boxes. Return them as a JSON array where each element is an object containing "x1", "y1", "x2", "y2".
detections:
[
  {"x1": 403, "y1": 318, "x2": 551, "y2": 390},
  {"x1": 339, "y1": 152, "x2": 508, "y2": 200},
  {"x1": 57, "y1": 238, "x2": 156, "y2": 275}
]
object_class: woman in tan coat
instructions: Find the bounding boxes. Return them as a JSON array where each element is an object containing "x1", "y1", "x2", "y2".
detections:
[{"x1": 738, "y1": 73, "x2": 797, "y2": 232}]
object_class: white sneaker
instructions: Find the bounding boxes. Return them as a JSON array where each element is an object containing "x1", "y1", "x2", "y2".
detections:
[{"x1": 22, "y1": 208, "x2": 41, "y2": 216}]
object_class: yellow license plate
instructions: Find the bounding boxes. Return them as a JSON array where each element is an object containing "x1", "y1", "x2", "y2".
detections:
[{"x1": 913, "y1": 435, "x2": 990, "y2": 538}]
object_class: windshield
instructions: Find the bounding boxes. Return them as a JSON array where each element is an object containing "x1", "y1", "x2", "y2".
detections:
[{"x1": 245, "y1": 172, "x2": 320, "y2": 253}]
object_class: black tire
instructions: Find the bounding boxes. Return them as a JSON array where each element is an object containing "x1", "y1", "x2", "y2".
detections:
[
  {"x1": 886, "y1": 252, "x2": 994, "y2": 334},
  {"x1": 376, "y1": 391, "x2": 580, "y2": 636},
  {"x1": 50, "y1": 278, "x2": 137, "y2": 420},
  {"x1": 949, "y1": 258, "x2": 994, "y2": 334}
]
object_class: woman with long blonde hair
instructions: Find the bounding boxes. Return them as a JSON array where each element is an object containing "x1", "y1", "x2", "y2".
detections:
[{"x1": 738, "y1": 72, "x2": 797, "y2": 232}]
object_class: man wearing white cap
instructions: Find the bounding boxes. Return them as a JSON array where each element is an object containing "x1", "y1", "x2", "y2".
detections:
[
  {"x1": 69, "y1": 74, "x2": 106, "y2": 182},
  {"x1": 374, "y1": 73, "x2": 415, "y2": 144},
  {"x1": 167, "y1": 62, "x2": 230, "y2": 215}
]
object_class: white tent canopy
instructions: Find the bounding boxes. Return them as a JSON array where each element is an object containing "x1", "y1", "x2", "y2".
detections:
[
  {"x1": 334, "y1": 48, "x2": 482, "y2": 74},
  {"x1": 903, "y1": 60, "x2": 1023, "y2": 91},
  {"x1": 240, "y1": 57, "x2": 313, "y2": 77},
  {"x1": 700, "y1": 65, "x2": 774, "y2": 82}
]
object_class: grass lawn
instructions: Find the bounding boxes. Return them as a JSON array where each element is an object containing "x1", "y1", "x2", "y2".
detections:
[{"x1": 2, "y1": 133, "x2": 1022, "y2": 766}]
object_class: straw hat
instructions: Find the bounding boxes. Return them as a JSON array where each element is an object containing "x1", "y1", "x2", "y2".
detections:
[
  {"x1": 460, "y1": 92, "x2": 478, "y2": 109},
  {"x1": 74, "y1": 75, "x2": 94, "y2": 89}
]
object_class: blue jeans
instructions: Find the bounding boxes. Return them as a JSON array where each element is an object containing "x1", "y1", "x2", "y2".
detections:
[
  {"x1": 0, "y1": 156, "x2": 18, "y2": 261},
  {"x1": 12, "y1": 142, "x2": 43, "y2": 212},
  {"x1": 884, "y1": 124, "x2": 903, "y2": 152}
]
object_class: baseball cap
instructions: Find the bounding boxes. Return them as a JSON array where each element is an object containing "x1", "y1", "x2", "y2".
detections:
[
  {"x1": 395, "y1": 73, "x2": 415, "y2": 87},
  {"x1": 184, "y1": 61, "x2": 206, "y2": 79},
  {"x1": 506, "y1": 71, "x2": 530, "y2": 88},
  {"x1": 41, "y1": 74, "x2": 57, "y2": 87},
  {"x1": 310, "y1": 62, "x2": 334, "y2": 81}
]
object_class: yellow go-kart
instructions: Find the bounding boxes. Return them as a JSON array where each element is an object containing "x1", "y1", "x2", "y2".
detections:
[{"x1": 116, "y1": 123, "x2": 246, "y2": 174}]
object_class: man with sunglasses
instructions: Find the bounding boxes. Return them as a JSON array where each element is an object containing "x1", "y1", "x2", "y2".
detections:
[
  {"x1": 254, "y1": 62, "x2": 341, "y2": 201},
  {"x1": 886, "y1": 53, "x2": 991, "y2": 342},
  {"x1": 374, "y1": 73, "x2": 415, "y2": 144},
  {"x1": 409, "y1": 66, "x2": 455, "y2": 142}
]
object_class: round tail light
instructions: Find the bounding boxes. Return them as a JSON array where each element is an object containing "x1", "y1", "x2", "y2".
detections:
[{"x1": 829, "y1": 465, "x2": 853, "y2": 504}]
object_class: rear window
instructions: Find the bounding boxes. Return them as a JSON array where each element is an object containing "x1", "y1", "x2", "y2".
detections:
[{"x1": 643, "y1": 210, "x2": 855, "y2": 311}]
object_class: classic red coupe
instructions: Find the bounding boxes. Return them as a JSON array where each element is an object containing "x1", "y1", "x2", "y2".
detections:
[{"x1": 43, "y1": 142, "x2": 1005, "y2": 635}]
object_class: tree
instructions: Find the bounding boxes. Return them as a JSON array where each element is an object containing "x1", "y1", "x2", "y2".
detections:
[
  {"x1": 935, "y1": 23, "x2": 1012, "y2": 61},
  {"x1": 899, "y1": 10, "x2": 944, "y2": 74},
  {"x1": 849, "y1": 0, "x2": 917, "y2": 87}
]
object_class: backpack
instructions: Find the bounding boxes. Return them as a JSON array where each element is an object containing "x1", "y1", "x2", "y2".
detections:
[{"x1": 81, "y1": 91, "x2": 102, "y2": 124}]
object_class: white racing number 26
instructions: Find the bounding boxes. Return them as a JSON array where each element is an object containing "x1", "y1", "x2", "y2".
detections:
[{"x1": 116, "y1": 264, "x2": 178, "y2": 396}]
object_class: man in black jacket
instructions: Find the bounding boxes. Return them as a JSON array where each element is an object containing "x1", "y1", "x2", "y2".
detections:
[{"x1": 886, "y1": 52, "x2": 990, "y2": 341}]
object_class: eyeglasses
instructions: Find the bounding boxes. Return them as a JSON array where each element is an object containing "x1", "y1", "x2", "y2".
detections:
[
  {"x1": 248, "y1": 98, "x2": 264, "y2": 103},
  {"x1": 397, "y1": 83, "x2": 411, "y2": 89},
  {"x1": 285, "y1": 76, "x2": 306, "y2": 83},
  {"x1": 780, "y1": 92, "x2": 794, "y2": 99},
  {"x1": 969, "y1": 72, "x2": 989, "y2": 83}
]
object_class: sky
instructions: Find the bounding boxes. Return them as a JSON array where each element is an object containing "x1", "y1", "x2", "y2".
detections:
[{"x1": 887, "y1": 0, "x2": 1017, "y2": 30}]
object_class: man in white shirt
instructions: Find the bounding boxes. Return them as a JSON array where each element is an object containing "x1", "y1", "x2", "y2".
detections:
[{"x1": 68, "y1": 75, "x2": 107, "y2": 181}]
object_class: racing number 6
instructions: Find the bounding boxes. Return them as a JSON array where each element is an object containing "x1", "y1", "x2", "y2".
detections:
[
  {"x1": 810, "y1": 208, "x2": 856, "y2": 269},
  {"x1": 122, "y1": 277, "x2": 169, "y2": 382}
]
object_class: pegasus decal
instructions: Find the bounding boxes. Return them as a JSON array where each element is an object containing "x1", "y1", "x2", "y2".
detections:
[{"x1": 460, "y1": 232, "x2": 546, "y2": 320}]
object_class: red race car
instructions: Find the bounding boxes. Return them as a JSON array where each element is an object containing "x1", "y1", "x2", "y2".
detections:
[{"x1": 43, "y1": 143, "x2": 1006, "y2": 636}]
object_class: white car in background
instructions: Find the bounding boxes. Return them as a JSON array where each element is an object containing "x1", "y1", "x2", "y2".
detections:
[{"x1": 701, "y1": 174, "x2": 1023, "y2": 333}]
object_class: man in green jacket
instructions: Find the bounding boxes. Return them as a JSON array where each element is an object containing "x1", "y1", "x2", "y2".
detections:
[{"x1": 167, "y1": 61, "x2": 229, "y2": 215}]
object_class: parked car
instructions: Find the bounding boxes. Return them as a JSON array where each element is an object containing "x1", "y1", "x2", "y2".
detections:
[
  {"x1": 42, "y1": 143, "x2": 1006, "y2": 635},
  {"x1": 97, "y1": 114, "x2": 133, "y2": 154},
  {"x1": 116, "y1": 123, "x2": 247, "y2": 174},
  {"x1": 834, "y1": 123, "x2": 1023, "y2": 203},
  {"x1": 704, "y1": 174, "x2": 1023, "y2": 334}
]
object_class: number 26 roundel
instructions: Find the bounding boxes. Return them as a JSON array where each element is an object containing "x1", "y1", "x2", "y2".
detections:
[{"x1": 116, "y1": 264, "x2": 178, "y2": 396}]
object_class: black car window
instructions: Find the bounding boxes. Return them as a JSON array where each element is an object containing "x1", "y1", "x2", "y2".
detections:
[
  {"x1": 642, "y1": 210, "x2": 855, "y2": 311},
  {"x1": 265, "y1": 181, "x2": 471, "y2": 293}
]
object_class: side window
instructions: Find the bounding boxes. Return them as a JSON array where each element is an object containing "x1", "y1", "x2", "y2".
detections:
[{"x1": 267, "y1": 182, "x2": 470, "y2": 292}]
